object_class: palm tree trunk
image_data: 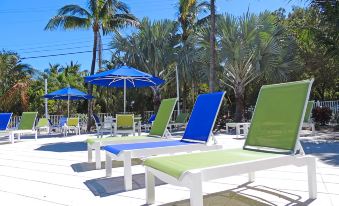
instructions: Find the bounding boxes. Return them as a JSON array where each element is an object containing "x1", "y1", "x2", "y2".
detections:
[
  {"x1": 234, "y1": 84, "x2": 245, "y2": 122},
  {"x1": 209, "y1": 0, "x2": 216, "y2": 92},
  {"x1": 87, "y1": 30, "x2": 98, "y2": 131}
]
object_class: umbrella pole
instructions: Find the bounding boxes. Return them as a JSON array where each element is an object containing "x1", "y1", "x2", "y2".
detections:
[
  {"x1": 68, "y1": 95, "x2": 70, "y2": 118},
  {"x1": 176, "y1": 65, "x2": 180, "y2": 115},
  {"x1": 124, "y1": 79, "x2": 126, "y2": 113}
]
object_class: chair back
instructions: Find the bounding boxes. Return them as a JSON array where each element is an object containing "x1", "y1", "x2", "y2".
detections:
[
  {"x1": 116, "y1": 114, "x2": 134, "y2": 129},
  {"x1": 67, "y1": 118, "x2": 79, "y2": 127},
  {"x1": 149, "y1": 98, "x2": 177, "y2": 137},
  {"x1": 59, "y1": 117, "x2": 67, "y2": 127},
  {"x1": 37, "y1": 118, "x2": 49, "y2": 127},
  {"x1": 148, "y1": 114, "x2": 156, "y2": 124},
  {"x1": 175, "y1": 113, "x2": 189, "y2": 123},
  {"x1": 92, "y1": 114, "x2": 101, "y2": 124},
  {"x1": 0, "y1": 113, "x2": 12, "y2": 130},
  {"x1": 181, "y1": 92, "x2": 225, "y2": 143},
  {"x1": 303, "y1": 101, "x2": 314, "y2": 123},
  {"x1": 244, "y1": 80, "x2": 313, "y2": 154},
  {"x1": 18, "y1": 112, "x2": 38, "y2": 130}
]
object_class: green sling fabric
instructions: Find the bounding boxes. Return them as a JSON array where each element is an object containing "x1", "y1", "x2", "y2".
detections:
[
  {"x1": 149, "y1": 98, "x2": 177, "y2": 136},
  {"x1": 37, "y1": 118, "x2": 49, "y2": 127},
  {"x1": 116, "y1": 114, "x2": 134, "y2": 129},
  {"x1": 67, "y1": 118, "x2": 79, "y2": 126},
  {"x1": 144, "y1": 149, "x2": 280, "y2": 179},
  {"x1": 87, "y1": 98, "x2": 177, "y2": 145},
  {"x1": 18, "y1": 112, "x2": 37, "y2": 130},
  {"x1": 244, "y1": 80, "x2": 311, "y2": 152},
  {"x1": 175, "y1": 113, "x2": 189, "y2": 124},
  {"x1": 303, "y1": 101, "x2": 314, "y2": 123}
]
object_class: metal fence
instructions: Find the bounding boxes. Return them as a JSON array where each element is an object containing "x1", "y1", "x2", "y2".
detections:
[{"x1": 314, "y1": 100, "x2": 339, "y2": 114}]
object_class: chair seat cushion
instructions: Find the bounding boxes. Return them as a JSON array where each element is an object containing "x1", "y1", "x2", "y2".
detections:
[{"x1": 144, "y1": 149, "x2": 281, "y2": 179}]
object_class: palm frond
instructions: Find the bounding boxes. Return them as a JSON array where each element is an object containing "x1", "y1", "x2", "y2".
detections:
[{"x1": 45, "y1": 16, "x2": 91, "y2": 30}]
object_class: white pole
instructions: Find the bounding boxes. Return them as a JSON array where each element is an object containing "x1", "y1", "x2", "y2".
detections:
[
  {"x1": 44, "y1": 79, "x2": 48, "y2": 118},
  {"x1": 68, "y1": 95, "x2": 70, "y2": 118},
  {"x1": 124, "y1": 79, "x2": 126, "y2": 113},
  {"x1": 176, "y1": 65, "x2": 180, "y2": 115}
]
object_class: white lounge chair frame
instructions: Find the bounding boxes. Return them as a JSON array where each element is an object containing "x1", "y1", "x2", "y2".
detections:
[
  {"x1": 88, "y1": 99, "x2": 177, "y2": 170},
  {"x1": 145, "y1": 80, "x2": 317, "y2": 206},
  {"x1": 105, "y1": 93, "x2": 225, "y2": 191}
]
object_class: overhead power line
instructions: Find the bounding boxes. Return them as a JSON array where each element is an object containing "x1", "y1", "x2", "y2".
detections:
[
  {"x1": 20, "y1": 43, "x2": 111, "y2": 54},
  {"x1": 22, "y1": 48, "x2": 112, "y2": 60}
]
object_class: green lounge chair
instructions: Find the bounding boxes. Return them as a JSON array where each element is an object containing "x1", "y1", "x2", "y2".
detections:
[
  {"x1": 168, "y1": 112, "x2": 189, "y2": 131},
  {"x1": 10, "y1": 112, "x2": 38, "y2": 142},
  {"x1": 144, "y1": 80, "x2": 317, "y2": 206},
  {"x1": 113, "y1": 114, "x2": 138, "y2": 136},
  {"x1": 302, "y1": 101, "x2": 315, "y2": 135},
  {"x1": 86, "y1": 98, "x2": 177, "y2": 169},
  {"x1": 36, "y1": 118, "x2": 50, "y2": 134},
  {"x1": 63, "y1": 117, "x2": 80, "y2": 136}
]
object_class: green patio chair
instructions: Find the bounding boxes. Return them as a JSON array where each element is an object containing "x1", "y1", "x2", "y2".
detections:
[
  {"x1": 10, "y1": 112, "x2": 38, "y2": 142},
  {"x1": 144, "y1": 80, "x2": 317, "y2": 206},
  {"x1": 302, "y1": 101, "x2": 315, "y2": 135},
  {"x1": 63, "y1": 117, "x2": 80, "y2": 136},
  {"x1": 36, "y1": 118, "x2": 50, "y2": 134},
  {"x1": 86, "y1": 98, "x2": 177, "y2": 169},
  {"x1": 114, "y1": 114, "x2": 136, "y2": 136},
  {"x1": 168, "y1": 112, "x2": 189, "y2": 131}
]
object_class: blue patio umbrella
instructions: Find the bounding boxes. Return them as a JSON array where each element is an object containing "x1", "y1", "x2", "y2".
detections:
[
  {"x1": 44, "y1": 86, "x2": 94, "y2": 117},
  {"x1": 84, "y1": 65, "x2": 164, "y2": 113}
]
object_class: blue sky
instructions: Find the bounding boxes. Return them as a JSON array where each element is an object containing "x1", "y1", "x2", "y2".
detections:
[{"x1": 0, "y1": 0, "x2": 307, "y2": 72}]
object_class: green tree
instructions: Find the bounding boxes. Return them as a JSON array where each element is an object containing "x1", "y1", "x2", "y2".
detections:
[
  {"x1": 111, "y1": 18, "x2": 179, "y2": 110},
  {"x1": 217, "y1": 12, "x2": 299, "y2": 121},
  {"x1": 45, "y1": 0, "x2": 139, "y2": 130},
  {"x1": 0, "y1": 51, "x2": 35, "y2": 113}
]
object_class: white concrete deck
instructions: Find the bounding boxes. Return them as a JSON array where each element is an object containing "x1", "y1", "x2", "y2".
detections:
[{"x1": 0, "y1": 132, "x2": 338, "y2": 206}]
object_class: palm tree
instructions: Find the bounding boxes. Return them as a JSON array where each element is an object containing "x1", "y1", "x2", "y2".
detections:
[
  {"x1": 217, "y1": 12, "x2": 299, "y2": 121},
  {"x1": 45, "y1": 0, "x2": 139, "y2": 130},
  {"x1": 178, "y1": 0, "x2": 209, "y2": 41},
  {"x1": 111, "y1": 18, "x2": 179, "y2": 110},
  {"x1": 209, "y1": 0, "x2": 216, "y2": 92}
]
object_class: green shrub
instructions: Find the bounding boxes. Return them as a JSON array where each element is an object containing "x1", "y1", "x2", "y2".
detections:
[{"x1": 312, "y1": 106, "x2": 332, "y2": 126}]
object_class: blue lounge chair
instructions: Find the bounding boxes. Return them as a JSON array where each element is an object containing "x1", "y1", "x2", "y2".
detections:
[
  {"x1": 0, "y1": 113, "x2": 13, "y2": 143},
  {"x1": 50, "y1": 117, "x2": 67, "y2": 133},
  {"x1": 141, "y1": 114, "x2": 156, "y2": 132},
  {"x1": 103, "y1": 92, "x2": 225, "y2": 191}
]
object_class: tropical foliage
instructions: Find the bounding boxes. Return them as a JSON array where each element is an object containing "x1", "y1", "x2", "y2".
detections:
[{"x1": 0, "y1": 0, "x2": 338, "y2": 126}]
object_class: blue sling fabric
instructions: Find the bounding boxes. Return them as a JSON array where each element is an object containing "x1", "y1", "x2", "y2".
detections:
[
  {"x1": 148, "y1": 114, "x2": 156, "y2": 123},
  {"x1": 103, "y1": 92, "x2": 225, "y2": 156},
  {"x1": 103, "y1": 140, "x2": 197, "y2": 155},
  {"x1": 0, "y1": 113, "x2": 13, "y2": 130},
  {"x1": 92, "y1": 114, "x2": 101, "y2": 126},
  {"x1": 181, "y1": 92, "x2": 225, "y2": 143}
]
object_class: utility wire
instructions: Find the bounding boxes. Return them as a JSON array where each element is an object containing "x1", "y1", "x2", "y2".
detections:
[{"x1": 21, "y1": 48, "x2": 112, "y2": 60}]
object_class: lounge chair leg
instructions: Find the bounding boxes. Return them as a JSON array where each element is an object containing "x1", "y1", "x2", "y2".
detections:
[
  {"x1": 124, "y1": 152, "x2": 133, "y2": 191},
  {"x1": 10, "y1": 134, "x2": 14, "y2": 144},
  {"x1": 311, "y1": 124, "x2": 315, "y2": 136},
  {"x1": 95, "y1": 146, "x2": 101, "y2": 169},
  {"x1": 307, "y1": 157, "x2": 317, "y2": 199},
  {"x1": 105, "y1": 153, "x2": 112, "y2": 177},
  {"x1": 190, "y1": 173, "x2": 203, "y2": 206},
  {"x1": 248, "y1": 172, "x2": 255, "y2": 182},
  {"x1": 236, "y1": 125, "x2": 240, "y2": 138},
  {"x1": 35, "y1": 132, "x2": 37, "y2": 140},
  {"x1": 87, "y1": 144, "x2": 92, "y2": 163},
  {"x1": 146, "y1": 167, "x2": 155, "y2": 204}
]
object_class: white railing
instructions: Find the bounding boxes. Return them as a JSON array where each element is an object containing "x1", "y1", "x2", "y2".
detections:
[{"x1": 314, "y1": 100, "x2": 339, "y2": 114}]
